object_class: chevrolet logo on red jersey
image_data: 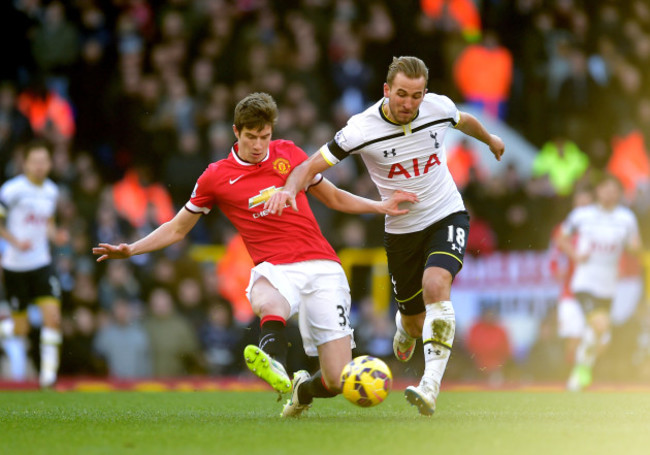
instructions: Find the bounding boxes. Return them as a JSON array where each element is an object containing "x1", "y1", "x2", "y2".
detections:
[{"x1": 248, "y1": 186, "x2": 283, "y2": 208}]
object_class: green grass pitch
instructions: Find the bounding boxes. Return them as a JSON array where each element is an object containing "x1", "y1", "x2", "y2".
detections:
[{"x1": 1, "y1": 389, "x2": 649, "y2": 455}]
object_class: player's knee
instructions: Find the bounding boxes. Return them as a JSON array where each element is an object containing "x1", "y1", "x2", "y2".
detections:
[
  {"x1": 422, "y1": 269, "x2": 452, "y2": 302},
  {"x1": 38, "y1": 300, "x2": 62, "y2": 328},
  {"x1": 589, "y1": 311, "x2": 610, "y2": 335},
  {"x1": 252, "y1": 300, "x2": 286, "y2": 319}
]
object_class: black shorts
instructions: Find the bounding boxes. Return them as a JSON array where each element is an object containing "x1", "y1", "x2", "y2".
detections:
[
  {"x1": 385, "y1": 211, "x2": 469, "y2": 315},
  {"x1": 2, "y1": 265, "x2": 61, "y2": 312},
  {"x1": 574, "y1": 292, "x2": 612, "y2": 315}
]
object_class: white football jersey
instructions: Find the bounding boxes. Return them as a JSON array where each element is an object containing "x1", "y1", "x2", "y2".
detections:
[
  {"x1": 319, "y1": 93, "x2": 464, "y2": 234},
  {"x1": 0, "y1": 175, "x2": 59, "y2": 271},
  {"x1": 561, "y1": 204, "x2": 639, "y2": 299}
]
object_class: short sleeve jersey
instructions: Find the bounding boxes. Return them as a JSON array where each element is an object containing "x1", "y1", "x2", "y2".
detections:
[
  {"x1": 0, "y1": 175, "x2": 59, "y2": 271},
  {"x1": 319, "y1": 93, "x2": 464, "y2": 234},
  {"x1": 561, "y1": 204, "x2": 639, "y2": 299},
  {"x1": 186, "y1": 140, "x2": 339, "y2": 266}
]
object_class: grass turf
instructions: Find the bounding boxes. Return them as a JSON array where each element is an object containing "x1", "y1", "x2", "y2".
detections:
[{"x1": 2, "y1": 389, "x2": 650, "y2": 455}]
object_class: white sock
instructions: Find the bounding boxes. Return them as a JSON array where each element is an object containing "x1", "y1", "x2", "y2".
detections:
[
  {"x1": 574, "y1": 326, "x2": 599, "y2": 368},
  {"x1": 2, "y1": 336, "x2": 28, "y2": 381},
  {"x1": 40, "y1": 327, "x2": 62, "y2": 387},
  {"x1": 421, "y1": 301, "x2": 455, "y2": 394},
  {"x1": 395, "y1": 311, "x2": 415, "y2": 341},
  {"x1": 0, "y1": 317, "x2": 14, "y2": 338}
]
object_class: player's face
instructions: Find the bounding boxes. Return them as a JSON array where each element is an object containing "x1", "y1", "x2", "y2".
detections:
[
  {"x1": 23, "y1": 147, "x2": 52, "y2": 184},
  {"x1": 596, "y1": 179, "x2": 622, "y2": 209},
  {"x1": 233, "y1": 124, "x2": 273, "y2": 163},
  {"x1": 383, "y1": 73, "x2": 427, "y2": 125}
]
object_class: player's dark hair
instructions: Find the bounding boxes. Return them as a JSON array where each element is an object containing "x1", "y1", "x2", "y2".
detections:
[
  {"x1": 234, "y1": 92, "x2": 278, "y2": 132},
  {"x1": 386, "y1": 56, "x2": 429, "y2": 86},
  {"x1": 596, "y1": 172, "x2": 623, "y2": 191},
  {"x1": 20, "y1": 139, "x2": 52, "y2": 160}
]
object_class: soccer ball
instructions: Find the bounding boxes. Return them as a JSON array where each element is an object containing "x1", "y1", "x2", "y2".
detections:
[{"x1": 340, "y1": 355, "x2": 392, "y2": 407}]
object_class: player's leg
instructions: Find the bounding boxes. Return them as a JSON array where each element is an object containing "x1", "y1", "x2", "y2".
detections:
[
  {"x1": 404, "y1": 267, "x2": 454, "y2": 416},
  {"x1": 282, "y1": 260, "x2": 354, "y2": 417},
  {"x1": 557, "y1": 296, "x2": 585, "y2": 367},
  {"x1": 37, "y1": 296, "x2": 62, "y2": 388},
  {"x1": 404, "y1": 212, "x2": 468, "y2": 416},
  {"x1": 31, "y1": 267, "x2": 63, "y2": 389},
  {"x1": 568, "y1": 298, "x2": 611, "y2": 391},
  {"x1": 282, "y1": 336, "x2": 352, "y2": 417},
  {"x1": 5, "y1": 311, "x2": 30, "y2": 380},
  {"x1": 385, "y1": 231, "x2": 426, "y2": 362},
  {"x1": 2, "y1": 269, "x2": 32, "y2": 382},
  {"x1": 244, "y1": 266, "x2": 294, "y2": 394},
  {"x1": 394, "y1": 311, "x2": 424, "y2": 362}
]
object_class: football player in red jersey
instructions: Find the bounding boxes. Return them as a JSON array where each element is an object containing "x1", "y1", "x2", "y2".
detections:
[{"x1": 93, "y1": 92, "x2": 417, "y2": 417}]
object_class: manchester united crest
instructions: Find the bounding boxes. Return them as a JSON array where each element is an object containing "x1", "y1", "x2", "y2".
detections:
[{"x1": 273, "y1": 158, "x2": 291, "y2": 175}]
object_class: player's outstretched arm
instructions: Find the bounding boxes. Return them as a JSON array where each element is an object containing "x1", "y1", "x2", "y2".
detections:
[
  {"x1": 455, "y1": 112, "x2": 505, "y2": 161},
  {"x1": 93, "y1": 208, "x2": 200, "y2": 262},
  {"x1": 309, "y1": 178, "x2": 419, "y2": 216},
  {"x1": 265, "y1": 152, "x2": 331, "y2": 215}
]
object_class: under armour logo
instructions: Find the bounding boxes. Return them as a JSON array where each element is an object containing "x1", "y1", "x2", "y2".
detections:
[
  {"x1": 430, "y1": 131, "x2": 440, "y2": 148},
  {"x1": 451, "y1": 244, "x2": 463, "y2": 253},
  {"x1": 383, "y1": 149, "x2": 396, "y2": 158}
]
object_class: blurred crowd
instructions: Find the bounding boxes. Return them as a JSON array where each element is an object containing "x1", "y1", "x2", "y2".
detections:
[{"x1": 1, "y1": 0, "x2": 650, "y2": 383}]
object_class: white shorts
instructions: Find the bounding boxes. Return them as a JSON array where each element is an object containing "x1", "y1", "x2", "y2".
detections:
[
  {"x1": 246, "y1": 260, "x2": 355, "y2": 357},
  {"x1": 557, "y1": 297, "x2": 586, "y2": 339},
  {"x1": 611, "y1": 277, "x2": 643, "y2": 326}
]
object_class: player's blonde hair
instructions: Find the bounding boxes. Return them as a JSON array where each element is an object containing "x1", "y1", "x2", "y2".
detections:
[
  {"x1": 386, "y1": 56, "x2": 429, "y2": 86},
  {"x1": 234, "y1": 92, "x2": 278, "y2": 132}
]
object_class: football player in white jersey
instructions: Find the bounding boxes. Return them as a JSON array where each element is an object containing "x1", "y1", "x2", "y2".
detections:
[
  {"x1": 557, "y1": 173, "x2": 642, "y2": 391},
  {"x1": 0, "y1": 141, "x2": 66, "y2": 388},
  {"x1": 266, "y1": 56, "x2": 504, "y2": 415}
]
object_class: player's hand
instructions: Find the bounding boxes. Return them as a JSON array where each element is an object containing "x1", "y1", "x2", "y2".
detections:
[
  {"x1": 489, "y1": 134, "x2": 505, "y2": 161},
  {"x1": 92, "y1": 243, "x2": 133, "y2": 262},
  {"x1": 380, "y1": 190, "x2": 419, "y2": 215},
  {"x1": 574, "y1": 252, "x2": 590, "y2": 263},
  {"x1": 15, "y1": 239, "x2": 31, "y2": 251},
  {"x1": 265, "y1": 190, "x2": 298, "y2": 216}
]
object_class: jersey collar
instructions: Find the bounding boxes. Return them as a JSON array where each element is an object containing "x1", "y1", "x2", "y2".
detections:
[
  {"x1": 231, "y1": 142, "x2": 270, "y2": 166},
  {"x1": 379, "y1": 98, "x2": 420, "y2": 126}
]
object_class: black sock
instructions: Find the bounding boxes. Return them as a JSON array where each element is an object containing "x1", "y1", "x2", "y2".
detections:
[
  {"x1": 259, "y1": 318, "x2": 288, "y2": 367},
  {"x1": 298, "y1": 370, "x2": 337, "y2": 404}
]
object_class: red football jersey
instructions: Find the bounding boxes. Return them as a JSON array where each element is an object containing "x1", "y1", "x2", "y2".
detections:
[{"x1": 186, "y1": 140, "x2": 340, "y2": 266}]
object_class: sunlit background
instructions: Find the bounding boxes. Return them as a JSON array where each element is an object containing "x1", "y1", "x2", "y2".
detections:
[{"x1": 1, "y1": 0, "x2": 649, "y2": 388}]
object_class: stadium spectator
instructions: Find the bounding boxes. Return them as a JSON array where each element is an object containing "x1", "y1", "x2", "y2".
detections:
[
  {"x1": 199, "y1": 299, "x2": 245, "y2": 376},
  {"x1": 143, "y1": 287, "x2": 202, "y2": 377},
  {"x1": 532, "y1": 135, "x2": 589, "y2": 197},
  {"x1": 453, "y1": 30, "x2": 513, "y2": 119},
  {"x1": 111, "y1": 163, "x2": 176, "y2": 231},
  {"x1": 93, "y1": 298, "x2": 151, "y2": 379},
  {"x1": 60, "y1": 306, "x2": 106, "y2": 377},
  {"x1": 16, "y1": 76, "x2": 75, "y2": 143},
  {"x1": 0, "y1": 82, "x2": 33, "y2": 179},
  {"x1": 465, "y1": 305, "x2": 511, "y2": 386}
]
